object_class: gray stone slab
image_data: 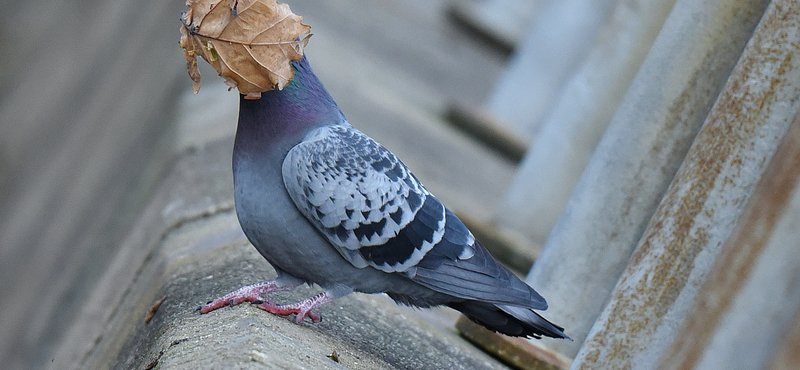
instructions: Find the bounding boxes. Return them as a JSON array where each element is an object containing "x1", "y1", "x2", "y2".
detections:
[{"x1": 49, "y1": 137, "x2": 235, "y2": 369}]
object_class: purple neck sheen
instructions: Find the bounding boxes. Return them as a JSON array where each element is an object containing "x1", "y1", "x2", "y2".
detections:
[{"x1": 235, "y1": 55, "x2": 344, "y2": 151}]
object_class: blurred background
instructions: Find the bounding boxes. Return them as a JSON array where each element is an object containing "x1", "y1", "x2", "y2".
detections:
[{"x1": 2, "y1": 0, "x2": 798, "y2": 369}]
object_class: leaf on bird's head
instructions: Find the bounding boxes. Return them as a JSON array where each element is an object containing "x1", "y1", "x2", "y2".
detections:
[{"x1": 179, "y1": 0, "x2": 311, "y2": 99}]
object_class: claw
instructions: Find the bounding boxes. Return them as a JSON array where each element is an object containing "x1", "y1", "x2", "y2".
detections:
[
  {"x1": 197, "y1": 280, "x2": 297, "y2": 314},
  {"x1": 253, "y1": 291, "x2": 332, "y2": 323}
]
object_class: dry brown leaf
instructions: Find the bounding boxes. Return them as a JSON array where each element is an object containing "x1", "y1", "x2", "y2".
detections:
[
  {"x1": 145, "y1": 295, "x2": 168, "y2": 324},
  {"x1": 180, "y1": 0, "x2": 311, "y2": 99}
]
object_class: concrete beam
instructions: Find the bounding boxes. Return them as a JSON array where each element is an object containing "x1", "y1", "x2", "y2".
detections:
[
  {"x1": 660, "y1": 108, "x2": 800, "y2": 370},
  {"x1": 486, "y1": 0, "x2": 618, "y2": 139},
  {"x1": 495, "y1": 0, "x2": 678, "y2": 247},
  {"x1": 573, "y1": 0, "x2": 800, "y2": 367},
  {"x1": 524, "y1": 0, "x2": 772, "y2": 359}
]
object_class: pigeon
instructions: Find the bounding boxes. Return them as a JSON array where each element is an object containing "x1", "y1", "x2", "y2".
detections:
[{"x1": 198, "y1": 54, "x2": 569, "y2": 339}]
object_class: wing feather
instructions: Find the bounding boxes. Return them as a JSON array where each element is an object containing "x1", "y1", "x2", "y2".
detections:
[
  {"x1": 283, "y1": 124, "x2": 548, "y2": 312},
  {"x1": 283, "y1": 125, "x2": 446, "y2": 272}
]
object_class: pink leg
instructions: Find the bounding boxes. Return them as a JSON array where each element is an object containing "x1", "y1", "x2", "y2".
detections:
[
  {"x1": 254, "y1": 291, "x2": 334, "y2": 323},
  {"x1": 198, "y1": 280, "x2": 297, "y2": 314}
]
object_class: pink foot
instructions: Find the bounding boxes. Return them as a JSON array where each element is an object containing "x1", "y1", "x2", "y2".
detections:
[
  {"x1": 254, "y1": 291, "x2": 333, "y2": 323},
  {"x1": 198, "y1": 281, "x2": 294, "y2": 314}
]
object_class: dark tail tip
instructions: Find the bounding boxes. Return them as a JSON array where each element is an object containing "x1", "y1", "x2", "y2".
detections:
[{"x1": 449, "y1": 301, "x2": 569, "y2": 339}]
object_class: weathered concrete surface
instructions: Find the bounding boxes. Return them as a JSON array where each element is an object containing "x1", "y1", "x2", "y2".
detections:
[
  {"x1": 572, "y1": 0, "x2": 800, "y2": 367},
  {"x1": 662, "y1": 116, "x2": 800, "y2": 370},
  {"x1": 524, "y1": 0, "x2": 772, "y2": 358},
  {"x1": 48, "y1": 138, "x2": 237, "y2": 369},
  {"x1": 457, "y1": 317, "x2": 572, "y2": 370},
  {"x1": 484, "y1": 0, "x2": 618, "y2": 139},
  {"x1": 52, "y1": 138, "x2": 510, "y2": 370},
  {"x1": 495, "y1": 0, "x2": 677, "y2": 248},
  {"x1": 447, "y1": 0, "x2": 543, "y2": 52},
  {"x1": 764, "y1": 305, "x2": 800, "y2": 370},
  {"x1": 122, "y1": 225, "x2": 505, "y2": 370},
  {"x1": 656, "y1": 50, "x2": 800, "y2": 369}
]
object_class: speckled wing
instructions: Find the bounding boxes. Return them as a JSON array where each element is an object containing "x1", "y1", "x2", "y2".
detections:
[
  {"x1": 282, "y1": 124, "x2": 548, "y2": 309},
  {"x1": 282, "y1": 124, "x2": 448, "y2": 273}
]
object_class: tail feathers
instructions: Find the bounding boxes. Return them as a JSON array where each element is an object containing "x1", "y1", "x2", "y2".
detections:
[{"x1": 449, "y1": 300, "x2": 570, "y2": 340}]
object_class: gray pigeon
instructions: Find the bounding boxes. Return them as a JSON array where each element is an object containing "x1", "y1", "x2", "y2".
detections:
[{"x1": 198, "y1": 54, "x2": 568, "y2": 339}]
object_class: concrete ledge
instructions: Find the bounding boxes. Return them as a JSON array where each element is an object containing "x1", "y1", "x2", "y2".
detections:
[
  {"x1": 444, "y1": 103, "x2": 528, "y2": 164},
  {"x1": 457, "y1": 318, "x2": 571, "y2": 370},
  {"x1": 52, "y1": 138, "x2": 511, "y2": 370},
  {"x1": 50, "y1": 138, "x2": 235, "y2": 369}
]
